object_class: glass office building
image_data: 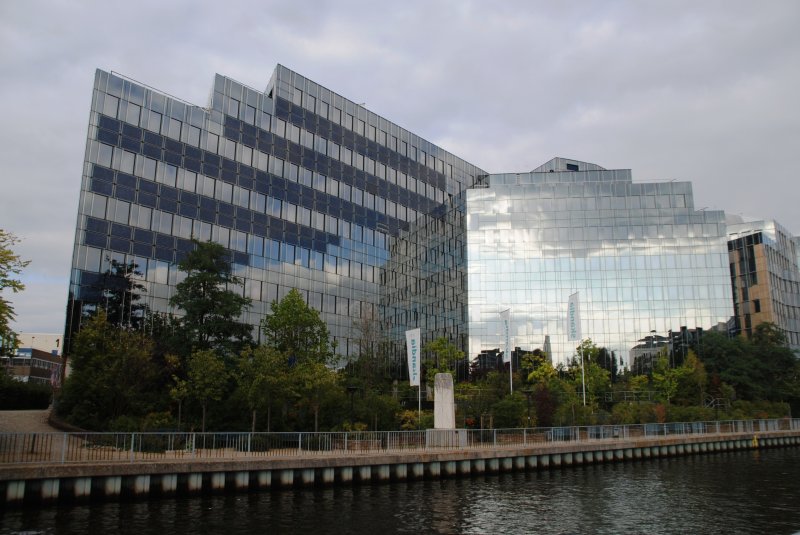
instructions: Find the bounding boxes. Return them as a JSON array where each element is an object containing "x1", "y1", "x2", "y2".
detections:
[
  {"x1": 67, "y1": 68, "x2": 737, "y2": 369},
  {"x1": 65, "y1": 66, "x2": 486, "y2": 359},
  {"x1": 465, "y1": 158, "x2": 733, "y2": 365}
]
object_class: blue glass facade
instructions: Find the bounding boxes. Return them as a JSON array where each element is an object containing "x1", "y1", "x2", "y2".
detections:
[{"x1": 66, "y1": 66, "x2": 485, "y2": 359}]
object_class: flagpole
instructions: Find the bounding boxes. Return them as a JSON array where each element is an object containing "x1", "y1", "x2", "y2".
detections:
[
  {"x1": 418, "y1": 385, "x2": 421, "y2": 429},
  {"x1": 581, "y1": 345, "x2": 586, "y2": 406},
  {"x1": 500, "y1": 308, "x2": 512, "y2": 394},
  {"x1": 509, "y1": 347, "x2": 513, "y2": 394}
]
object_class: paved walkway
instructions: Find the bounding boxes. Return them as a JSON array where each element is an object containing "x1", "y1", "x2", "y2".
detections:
[{"x1": 0, "y1": 409, "x2": 60, "y2": 433}]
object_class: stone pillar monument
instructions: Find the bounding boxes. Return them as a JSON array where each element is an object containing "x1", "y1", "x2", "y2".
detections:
[
  {"x1": 434, "y1": 373, "x2": 455, "y2": 429},
  {"x1": 427, "y1": 373, "x2": 467, "y2": 447}
]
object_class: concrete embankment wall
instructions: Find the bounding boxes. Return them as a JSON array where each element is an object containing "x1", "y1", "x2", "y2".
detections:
[{"x1": 1, "y1": 431, "x2": 798, "y2": 507}]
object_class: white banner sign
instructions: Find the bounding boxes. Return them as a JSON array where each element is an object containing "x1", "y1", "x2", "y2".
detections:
[
  {"x1": 500, "y1": 309, "x2": 511, "y2": 363},
  {"x1": 405, "y1": 328, "x2": 421, "y2": 386},
  {"x1": 567, "y1": 292, "x2": 582, "y2": 341}
]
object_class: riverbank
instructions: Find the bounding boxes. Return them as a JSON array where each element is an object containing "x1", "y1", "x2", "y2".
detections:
[{"x1": 1, "y1": 419, "x2": 798, "y2": 507}]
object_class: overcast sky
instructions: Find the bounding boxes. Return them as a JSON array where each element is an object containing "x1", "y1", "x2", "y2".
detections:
[{"x1": 1, "y1": 0, "x2": 798, "y2": 335}]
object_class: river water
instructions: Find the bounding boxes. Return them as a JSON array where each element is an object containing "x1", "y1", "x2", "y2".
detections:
[{"x1": 2, "y1": 448, "x2": 799, "y2": 534}]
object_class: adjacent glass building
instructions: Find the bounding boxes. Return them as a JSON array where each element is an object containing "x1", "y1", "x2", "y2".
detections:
[
  {"x1": 465, "y1": 158, "x2": 733, "y2": 365},
  {"x1": 65, "y1": 66, "x2": 485, "y2": 360},
  {"x1": 67, "y1": 68, "x2": 740, "y2": 368},
  {"x1": 727, "y1": 218, "x2": 800, "y2": 351}
]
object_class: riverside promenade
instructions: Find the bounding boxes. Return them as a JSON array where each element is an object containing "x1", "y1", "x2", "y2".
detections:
[
  {"x1": 1, "y1": 412, "x2": 798, "y2": 507},
  {"x1": 0, "y1": 409, "x2": 61, "y2": 433}
]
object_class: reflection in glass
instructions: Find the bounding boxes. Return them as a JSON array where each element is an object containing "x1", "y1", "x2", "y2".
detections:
[{"x1": 466, "y1": 158, "x2": 733, "y2": 366}]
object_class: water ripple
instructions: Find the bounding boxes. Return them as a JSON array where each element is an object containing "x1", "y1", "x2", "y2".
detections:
[{"x1": 1, "y1": 449, "x2": 799, "y2": 534}]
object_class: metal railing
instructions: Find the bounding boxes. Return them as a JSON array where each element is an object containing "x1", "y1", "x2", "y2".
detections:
[{"x1": 0, "y1": 418, "x2": 797, "y2": 465}]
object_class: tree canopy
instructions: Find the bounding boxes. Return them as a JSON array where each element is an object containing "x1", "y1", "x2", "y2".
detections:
[
  {"x1": 185, "y1": 349, "x2": 228, "y2": 432},
  {"x1": 0, "y1": 230, "x2": 30, "y2": 350},
  {"x1": 169, "y1": 240, "x2": 252, "y2": 356},
  {"x1": 696, "y1": 324, "x2": 796, "y2": 402},
  {"x1": 238, "y1": 345, "x2": 290, "y2": 432},
  {"x1": 57, "y1": 312, "x2": 162, "y2": 430},
  {"x1": 262, "y1": 288, "x2": 335, "y2": 365}
]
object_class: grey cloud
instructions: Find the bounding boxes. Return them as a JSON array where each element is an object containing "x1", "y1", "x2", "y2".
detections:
[{"x1": 1, "y1": 0, "x2": 797, "y2": 334}]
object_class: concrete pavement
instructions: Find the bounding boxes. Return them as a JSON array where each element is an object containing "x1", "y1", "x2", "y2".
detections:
[{"x1": 0, "y1": 409, "x2": 60, "y2": 433}]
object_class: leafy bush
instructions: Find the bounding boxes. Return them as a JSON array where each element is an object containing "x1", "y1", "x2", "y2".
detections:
[
  {"x1": 665, "y1": 405, "x2": 715, "y2": 422},
  {"x1": 0, "y1": 374, "x2": 51, "y2": 409},
  {"x1": 725, "y1": 400, "x2": 790, "y2": 420},
  {"x1": 398, "y1": 409, "x2": 433, "y2": 430},
  {"x1": 491, "y1": 393, "x2": 526, "y2": 428}
]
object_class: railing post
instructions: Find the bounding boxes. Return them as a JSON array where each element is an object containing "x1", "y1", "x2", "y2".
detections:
[
  {"x1": 493, "y1": 429, "x2": 497, "y2": 447},
  {"x1": 61, "y1": 433, "x2": 67, "y2": 463},
  {"x1": 298, "y1": 433, "x2": 302, "y2": 453},
  {"x1": 130, "y1": 433, "x2": 135, "y2": 462},
  {"x1": 247, "y1": 433, "x2": 252, "y2": 454},
  {"x1": 523, "y1": 429, "x2": 527, "y2": 446}
]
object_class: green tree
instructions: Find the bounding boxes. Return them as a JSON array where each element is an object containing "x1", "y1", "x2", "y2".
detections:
[
  {"x1": 491, "y1": 392, "x2": 526, "y2": 428},
  {"x1": 588, "y1": 362, "x2": 611, "y2": 400},
  {"x1": 0, "y1": 230, "x2": 30, "y2": 351},
  {"x1": 697, "y1": 325, "x2": 796, "y2": 401},
  {"x1": 354, "y1": 391, "x2": 402, "y2": 431},
  {"x1": 695, "y1": 331, "x2": 751, "y2": 397},
  {"x1": 185, "y1": 349, "x2": 229, "y2": 432},
  {"x1": 628, "y1": 374, "x2": 651, "y2": 393},
  {"x1": 750, "y1": 322, "x2": 797, "y2": 402},
  {"x1": 526, "y1": 352, "x2": 557, "y2": 385},
  {"x1": 568, "y1": 340, "x2": 609, "y2": 405},
  {"x1": 169, "y1": 374, "x2": 188, "y2": 431},
  {"x1": 652, "y1": 355, "x2": 681, "y2": 403},
  {"x1": 423, "y1": 337, "x2": 465, "y2": 383},
  {"x1": 58, "y1": 312, "x2": 160, "y2": 430},
  {"x1": 262, "y1": 288, "x2": 335, "y2": 365},
  {"x1": 783, "y1": 360, "x2": 800, "y2": 416},
  {"x1": 673, "y1": 351, "x2": 707, "y2": 405},
  {"x1": 531, "y1": 384, "x2": 558, "y2": 427},
  {"x1": 455, "y1": 381, "x2": 494, "y2": 428},
  {"x1": 752, "y1": 321, "x2": 788, "y2": 347},
  {"x1": 293, "y1": 360, "x2": 340, "y2": 432},
  {"x1": 238, "y1": 345, "x2": 289, "y2": 432},
  {"x1": 398, "y1": 409, "x2": 433, "y2": 430},
  {"x1": 520, "y1": 348, "x2": 547, "y2": 378},
  {"x1": 574, "y1": 339, "x2": 600, "y2": 365},
  {"x1": 169, "y1": 240, "x2": 252, "y2": 356}
]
